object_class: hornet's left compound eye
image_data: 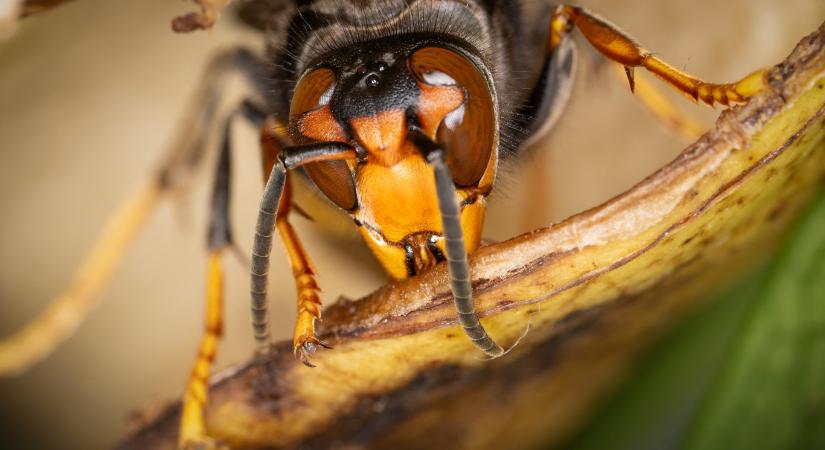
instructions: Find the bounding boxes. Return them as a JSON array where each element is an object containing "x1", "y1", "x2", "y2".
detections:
[
  {"x1": 409, "y1": 47, "x2": 497, "y2": 188},
  {"x1": 289, "y1": 67, "x2": 357, "y2": 211},
  {"x1": 290, "y1": 67, "x2": 336, "y2": 120}
]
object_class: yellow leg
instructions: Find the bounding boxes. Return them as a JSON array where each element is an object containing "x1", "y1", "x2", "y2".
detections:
[
  {"x1": 550, "y1": 5, "x2": 766, "y2": 107},
  {"x1": 0, "y1": 48, "x2": 264, "y2": 378},
  {"x1": 177, "y1": 99, "x2": 270, "y2": 448},
  {"x1": 520, "y1": 150, "x2": 552, "y2": 232},
  {"x1": 0, "y1": 180, "x2": 162, "y2": 377},
  {"x1": 178, "y1": 252, "x2": 227, "y2": 450},
  {"x1": 276, "y1": 178, "x2": 328, "y2": 367}
]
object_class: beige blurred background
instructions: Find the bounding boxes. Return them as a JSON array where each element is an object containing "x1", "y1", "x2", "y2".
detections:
[{"x1": 0, "y1": 1, "x2": 822, "y2": 448}]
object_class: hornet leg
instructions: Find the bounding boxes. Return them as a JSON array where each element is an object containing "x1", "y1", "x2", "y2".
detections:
[
  {"x1": 549, "y1": 5, "x2": 766, "y2": 107},
  {"x1": 179, "y1": 100, "x2": 266, "y2": 450}
]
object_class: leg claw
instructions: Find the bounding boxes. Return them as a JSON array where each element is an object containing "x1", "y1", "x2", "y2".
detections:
[{"x1": 293, "y1": 335, "x2": 331, "y2": 368}]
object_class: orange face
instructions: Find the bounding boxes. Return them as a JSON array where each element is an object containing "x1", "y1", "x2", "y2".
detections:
[{"x1": 290, "y1": 43, "x2": 498, "y2": 279}]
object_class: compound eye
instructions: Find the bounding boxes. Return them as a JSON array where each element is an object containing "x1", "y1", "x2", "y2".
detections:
[
  {"x1": 290, "y1": 67, "x2": 336, "y2": 120},
  {"x1": 289, "y1": 67, "x2": 357, "y2": 211},
  {"x1": 409, "y1": 47, "x2": 496, "y2": 187}
]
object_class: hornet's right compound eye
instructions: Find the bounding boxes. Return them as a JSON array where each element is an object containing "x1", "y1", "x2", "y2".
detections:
[
  {"x1": 289, "y1": 67, "x2": 357, "y2": 211},
  {"x1": 290, "y1": 67, "x2": 336, "y2": 122}
]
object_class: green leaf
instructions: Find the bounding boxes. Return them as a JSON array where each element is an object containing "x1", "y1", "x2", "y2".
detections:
[
  {"x1": 561, "y1": 185, "x2": 825, "y2": 450},
  {"x1": 685, "y1": 187, "x2": 825, "y2": 450}
]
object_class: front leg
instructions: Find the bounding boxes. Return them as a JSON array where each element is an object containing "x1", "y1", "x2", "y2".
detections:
[
  {"x1": 254, "y1": 126, "x2": 356, "y2": 366},
  {"x1": 258, "y1": 122, "x2": 327, "y2": 366},
  {"x1": 275, "y1": 177, "x2": 330, "y2": 367}
]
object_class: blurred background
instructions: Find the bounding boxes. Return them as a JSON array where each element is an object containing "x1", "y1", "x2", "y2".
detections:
[{"x1": 0, "y1": 0, "x2": 822, "y2": 448}]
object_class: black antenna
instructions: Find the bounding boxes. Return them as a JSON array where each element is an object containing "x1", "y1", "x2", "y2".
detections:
[
  {"x1": 411, "y1": 130, "x2": 504, "y2": 357},
  {"x1": 250, "y1": 159, "x2": 287, "y2": 355}
]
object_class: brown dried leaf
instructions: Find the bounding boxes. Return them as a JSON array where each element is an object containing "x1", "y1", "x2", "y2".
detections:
[{"x1": 171, "y1": 0, "x2": 234, "y2": 33}]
